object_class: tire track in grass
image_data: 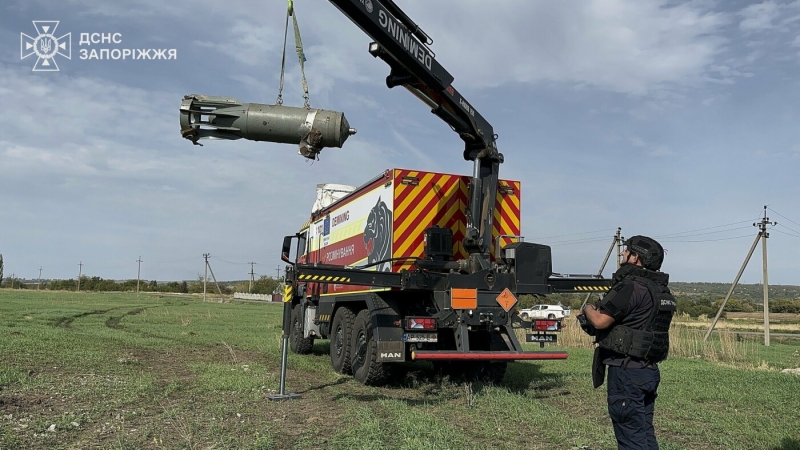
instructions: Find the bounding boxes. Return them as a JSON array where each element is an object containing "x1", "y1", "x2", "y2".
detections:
[
  {"x1": 51, "y1": 308, "x2": 121, "y2": 328},
  {"x1": 105, "y1": 307, "x2": 148, "y2": 329}
]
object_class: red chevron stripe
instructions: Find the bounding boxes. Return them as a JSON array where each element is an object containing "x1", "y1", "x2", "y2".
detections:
[{"x1": 394, "y1": 174, "x2": 460, "y2": 249}]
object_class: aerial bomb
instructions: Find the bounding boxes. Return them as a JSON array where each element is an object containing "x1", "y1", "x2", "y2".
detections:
[{"x1": 179, "y1": 94, "x2": 357, "y2": 160}]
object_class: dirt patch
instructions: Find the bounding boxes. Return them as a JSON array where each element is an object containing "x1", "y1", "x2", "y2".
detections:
[{"x1": 0, "y1": 394, "x2": 55, "y2": 414}]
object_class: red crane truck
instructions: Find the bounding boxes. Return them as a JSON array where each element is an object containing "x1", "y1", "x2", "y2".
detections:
[{"x1": 280, "y1": 0, "x2": 610, "y2": 385}]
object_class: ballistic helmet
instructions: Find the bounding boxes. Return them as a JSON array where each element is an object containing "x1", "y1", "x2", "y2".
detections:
[{"x1": 624, "y1": 235, "x2": 664, "y2": 271}]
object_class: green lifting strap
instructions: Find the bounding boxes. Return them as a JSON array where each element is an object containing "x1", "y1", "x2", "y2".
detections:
[{"x1": 276, "y1": 0, "x2": 311, "y2": 108}]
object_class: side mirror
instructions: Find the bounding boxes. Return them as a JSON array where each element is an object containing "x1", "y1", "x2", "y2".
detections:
[{"x1": 281, "y1": 235, "x2": 295, "y2": 264}]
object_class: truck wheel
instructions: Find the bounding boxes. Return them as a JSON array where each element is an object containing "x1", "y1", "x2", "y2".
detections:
[
  {"x1": 350, "y1": 309, "x2": 387, "y2": 386},
  {"x1": 520, "y1": 312, "x2": 529, "y2": 320},
  {"x1": 290, "y1": 303, "x2": 314, "y2": 355},
  {"x1": 330, "y1": 307, "x2": 356, "y2": 374},
  {"x1": 547, "y1": 313, "x2": 556, "y2": 320}
]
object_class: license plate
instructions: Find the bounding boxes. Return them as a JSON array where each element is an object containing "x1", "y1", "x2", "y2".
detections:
[
  {"x1": 403, "y1": 333, "x2": 438, "y2": 343},
  {"x1": 526, "y1": 334, "x2": 557, "y2": 343}
]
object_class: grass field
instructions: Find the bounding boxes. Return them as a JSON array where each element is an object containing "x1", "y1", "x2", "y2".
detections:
[{"x1": 1, "y1": 290, "x2": 799, "y2": 450}]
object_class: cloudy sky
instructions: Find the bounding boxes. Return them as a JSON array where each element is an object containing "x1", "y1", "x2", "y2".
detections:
[{"x1": 2, "y1": 0, "x2": 799, "y2": 285}]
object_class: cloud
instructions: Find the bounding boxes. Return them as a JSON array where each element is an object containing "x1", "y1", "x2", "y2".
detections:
[
  {"x1": 193, "y1": 21, "x2": 282, "y2": 66},
  {"x1": 739, "y1": 1, "x2": 782, "y2": 32},
  {"x1": 629, "y1": 136, "x2": 647, "y2": 147},
  {"x1": 147, "y1": 0, "x2": 736, "y2": 98},
  {"x1": 650, "y1": 145, "x2": 676, "y2": 157},
  {"x1": 386, "y1": 0, "x2": 731, "y2": 95}
]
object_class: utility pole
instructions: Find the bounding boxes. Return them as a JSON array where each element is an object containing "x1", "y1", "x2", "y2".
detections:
[
  {"x1": 249, "y1": 262, "x2": 257, "y2": 293},
  {"x1": 758, "y1": 206, "x2": 775, "y2": 346},
  {"x1": 201, "y1": 254, "x2": 223, "y2": 299},
  {"x1": 705, "y1": 206, "x2": 775, "y2": 345},
  {"x1": 203, "y1": 253, "x2": 209, "y2": 302},
  {"x1": 136, "y1": 257, "x2": 143, "y2": 296},
  {"x1": 581, "y1": 228, "x2": 622, "y2": 309},
  {"x1": 616, "y1": 230, "x2": 625, "y2": 268},
  {"x1": 37, "y1": 267, "x2": 42, "y2": 290},
  {"x1": 9, "y1": 273, "x2": 14, "y2": 289},
  {"x1": 77, "y1": 261, "x2": 83, "y2": 291}
]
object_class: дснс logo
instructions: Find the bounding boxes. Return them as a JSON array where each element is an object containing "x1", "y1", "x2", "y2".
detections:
[{"x1": 21, "y1": 21, "x2": 71, "y2": 72}]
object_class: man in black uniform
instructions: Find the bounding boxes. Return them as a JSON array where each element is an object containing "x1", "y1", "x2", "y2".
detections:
[{"x1": 577, "y1": 236, "x2": 676, "y2": 450}]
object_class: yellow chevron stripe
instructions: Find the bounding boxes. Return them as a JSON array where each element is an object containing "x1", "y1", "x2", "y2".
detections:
[
  {"x1": 283, "y1": 284, "x2": 293, "y2": 302},
  {"x1": 395, "y1": 172, "x2": 436, "y2": 217},
  {"x1": 395, "y1": 198, "x2": 443, "y2": 256},
  {"x1": 572, "y1": 286, "x2": 607, "y2": 291},
  {"x1": 298, "y1": 274, "x2": 352, "y2": 283},
  {"x1": 320, "y1": 287, "x2": 390, "y2": 296},
  {"x1": 393, "y1": 170, "x2": 420, "y2": 206},
  {"x1": 498, "y1": 183, "x2": 520, "y2": 210},
  {"x1": 395, "y1": 177, "x2": 458, "y2": 256}
]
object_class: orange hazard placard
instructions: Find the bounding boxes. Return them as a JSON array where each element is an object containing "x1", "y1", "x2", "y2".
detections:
[{"x1": 496, "y1": 288, "x2": 517, "y2": 312}]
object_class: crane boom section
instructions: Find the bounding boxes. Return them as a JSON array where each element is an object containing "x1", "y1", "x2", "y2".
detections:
[{"x1": 328, "y1": 0, "x2": 495, "y2": 159}]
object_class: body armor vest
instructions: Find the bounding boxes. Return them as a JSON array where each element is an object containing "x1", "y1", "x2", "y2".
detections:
[{"x1": 597, "y1": 267, "x2": 676, "y2": 363}]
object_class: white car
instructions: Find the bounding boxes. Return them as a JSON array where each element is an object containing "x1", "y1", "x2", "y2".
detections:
[{"x1": 518, "y1": 305, "x2": 568, "y2": 320}]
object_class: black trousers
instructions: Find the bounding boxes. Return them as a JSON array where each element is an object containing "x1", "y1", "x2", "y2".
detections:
[{"x1": 606, "y1": 364, "x2": 660, "y2": 450}]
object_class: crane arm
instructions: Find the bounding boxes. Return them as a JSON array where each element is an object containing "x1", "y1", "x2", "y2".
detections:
[
  {"x1": 328, "y1": 0, "x2": 496, "y2": 160},
  {"x1": 328, "y1": 0, "x2": 504, "y2": 268}
]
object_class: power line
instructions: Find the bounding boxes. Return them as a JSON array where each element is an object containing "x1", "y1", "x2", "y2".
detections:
[
  {"x1": 653, "y1": 225, "x2": 755, "y2": 239},
  {"x1": 547, "y1": 236, "x2": 617, "y2": 246},
  {"x1": 653, "y1": 219, "x2": 756, "y2": 238},
  {"x1": 530, "y1": 228, "x2": 618, "y2": 240},
  {"x1": 659, "y1": 233, "x2": 755, "y2": 243},
  {"x1": 214, "y1": 257, "x2": 251, "y2": 265},
  {"x1": 771, "y1": 228, "x2": 800, "y2": 239},
  {"x1": 148, "y1": 256, "x2": 204, "y2": 264},
  {"x1": 768, "y1": 207, "x2": 800, "y2": 229},
  {"x1": 774, "y1": 222, "x2": 800, "y2": 236}
]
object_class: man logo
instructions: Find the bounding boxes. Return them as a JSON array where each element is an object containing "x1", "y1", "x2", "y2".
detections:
[
  {"x1": 21, "y1": 21, "x2": 71, "y2": 72},
  {"x1": 380, "y1": 352, "x2": 401, "y2": 359}
]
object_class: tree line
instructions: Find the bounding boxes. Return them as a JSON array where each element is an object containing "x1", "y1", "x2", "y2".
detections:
[{"x1": 1, "y1": 274, "x2": 282, "y2": 296}]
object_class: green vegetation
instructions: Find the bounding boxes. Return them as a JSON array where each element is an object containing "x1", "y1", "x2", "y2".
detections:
[
  {"x1": 1, "y1": 290, "x2": 799, "y2": 449},
  {"x1": 4, "y1": 275, "x2": 283, "y2": 296}
]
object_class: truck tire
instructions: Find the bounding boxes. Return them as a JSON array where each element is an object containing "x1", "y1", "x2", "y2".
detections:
[
  {"x1": 350, "y1": 309, "x2": 387, "y2": 385},
  {"x1": 330, "y1": 306, "x2": 356, "y2": 374},
  {"x1": 290, "y1": 303, "x2": 314, "y2": 355},
  {"x1": 520, "y1": 312, "x2": 529, "y2": 320},
  {"x1": 547, "y1": 313, "x2": 556, "y2": 319}
]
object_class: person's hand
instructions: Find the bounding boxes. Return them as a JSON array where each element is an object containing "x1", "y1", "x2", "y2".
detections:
[{"x1": 576, "y1": 313, "x2": 597, "y2": 336}]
